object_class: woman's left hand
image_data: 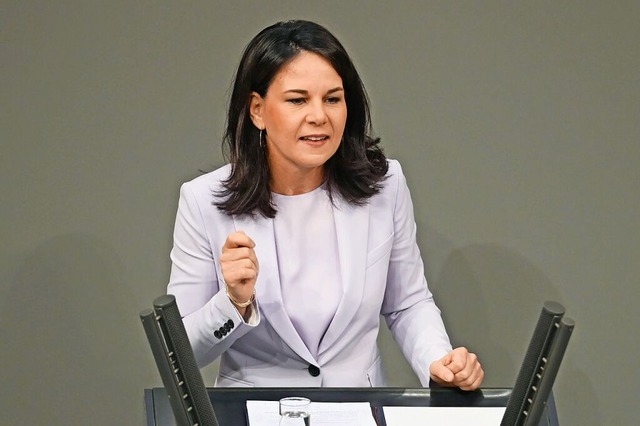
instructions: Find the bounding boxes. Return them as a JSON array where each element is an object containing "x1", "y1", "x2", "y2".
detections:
[{"x1": 429, "y1": 346, "x2": 484, "y2": 391}]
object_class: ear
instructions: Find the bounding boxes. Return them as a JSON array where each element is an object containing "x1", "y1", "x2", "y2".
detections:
[{"x1": 249, "y1": 92, "x2": 265, "y2": 130}]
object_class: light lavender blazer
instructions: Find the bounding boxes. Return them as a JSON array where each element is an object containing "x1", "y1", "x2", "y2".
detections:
[{"x1": 167, "y1": 159, "x2": 452, "y2": 387}]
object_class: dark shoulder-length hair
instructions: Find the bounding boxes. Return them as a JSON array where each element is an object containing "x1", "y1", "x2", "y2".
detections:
[{"x1": 216, "y1": 19, "x2": 388, "y2": 218}]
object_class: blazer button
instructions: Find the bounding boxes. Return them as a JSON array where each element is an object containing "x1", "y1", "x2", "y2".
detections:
[
  {"x1": 227, "y1": 319, "x2": 234, "y2": 329},
  {"x1": 214, "y1": 330, "x2": 221, "y2": 339},
  {"x1": 308, "y1": 365, "x2": 320, "y2": 377}
]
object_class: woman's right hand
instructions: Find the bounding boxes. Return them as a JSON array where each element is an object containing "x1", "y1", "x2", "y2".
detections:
[{"x1": 220, "y1": 231, "x2": 259, "y2": 315}]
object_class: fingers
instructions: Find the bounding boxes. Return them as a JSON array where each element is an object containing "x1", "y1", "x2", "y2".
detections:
[
  {"x1": 222, "y1": 231, "x2": 258, "y2": 269},
  {"x1": 221, "y1": 258, "x2": 258, "y2": 283},
  {"x1": 431, "y1": 347, "x2": 485, "y2": 391},
  {"x1": 221, "y1": 231, "x2": 259, "y2": 302},
  {"x1": 221, "y1": 246, "x2": 259, "y2": 272},
  {"x1": 453, "y1": 353, "x2": 484, "y2": 390},
  {"x1": 430, "y1": 360, "x2": 455, "y2": 384},
  {"x1": 223, "y1": 230, "x2": 256, "y2": 250},
  {"x1": 459, "y1": 366, "x2": 484, "y2": 391},
  {"x1": 222, "y1": 231, "x2": 258, "y2": 273},
  {"x1": 442, "y1": 347, "x2": 465, "y2": 374}
]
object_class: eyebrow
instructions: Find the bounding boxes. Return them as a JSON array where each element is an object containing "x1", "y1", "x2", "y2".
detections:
[{"x1": 283, "y1": 87, "x2": 344, "y2": 95}]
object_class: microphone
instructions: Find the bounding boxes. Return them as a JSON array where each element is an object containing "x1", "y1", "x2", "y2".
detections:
[{"x1": 140, "y1": 294, "x2": 220, "y2": 426}]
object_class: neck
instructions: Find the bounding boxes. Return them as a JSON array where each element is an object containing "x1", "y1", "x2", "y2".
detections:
[{"x1": 270, "y1": 167, "x2": 325, "y2": 195}]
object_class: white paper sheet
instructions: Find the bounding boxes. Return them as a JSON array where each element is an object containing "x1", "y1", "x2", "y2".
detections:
[
  {"x1": 246, "y1": 400, "x2": 377, "y2": 426},
  {"x1": 383, "y1": 406, "x2": 506, "y2": 426}
]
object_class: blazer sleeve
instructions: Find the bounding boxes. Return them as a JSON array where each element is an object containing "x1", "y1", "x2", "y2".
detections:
[
  {"x1": 380, "y1": 160, "x2": 452, "y2": 386},
  {"x1": 167, "y1": 180, "x2": 260, "y2": 368}
]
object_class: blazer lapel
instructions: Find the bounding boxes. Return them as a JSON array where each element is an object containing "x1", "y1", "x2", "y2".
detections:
[
  {"x1": 317, "y1": 198, "x2": 370, "y2": 355},
  {"x1": 233, "y1": 214, "x2": 316, "y2": 365}
]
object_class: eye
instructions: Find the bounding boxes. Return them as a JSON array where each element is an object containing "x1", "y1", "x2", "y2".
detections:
[
  {"x1": 286, "y1": 98, "x2": 306, "y2": 105},
  {"x1": 325, "y1": 96, "x2": 343, "y2": 104}
]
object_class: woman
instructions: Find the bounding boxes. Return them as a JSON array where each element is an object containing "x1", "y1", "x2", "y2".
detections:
[{"x1": 167, "y1": 20, "x2": 483, "y2": 390}]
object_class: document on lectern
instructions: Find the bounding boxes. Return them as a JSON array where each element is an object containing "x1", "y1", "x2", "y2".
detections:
[
  {"x1": 383, "y1": 406, "x2": 506, "y2": 425},
  {"x1": 246, "y1": 400, "x2": 377, "y2": 426}
]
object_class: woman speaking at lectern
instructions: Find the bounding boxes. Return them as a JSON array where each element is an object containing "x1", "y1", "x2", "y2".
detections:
[{"x1": 167, "y1": 20, "x2": 484, "y2": 390}]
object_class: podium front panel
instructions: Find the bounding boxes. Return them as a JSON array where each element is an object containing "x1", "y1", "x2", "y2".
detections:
[{"x1": 144, "y1": 387, "x2": 558, "y2": 426}]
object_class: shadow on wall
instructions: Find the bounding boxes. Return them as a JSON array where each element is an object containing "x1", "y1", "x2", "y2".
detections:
[
  {"x1": 433, "y1": 243, "x2": 599, "y2": 423},
  {"x1": 0, "y1": 234, "x2": 152, "y2": 425}
]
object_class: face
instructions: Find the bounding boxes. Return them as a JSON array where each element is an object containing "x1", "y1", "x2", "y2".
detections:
[{"x1": 250, "y1": 51, "x2": 347, "y2": 192}]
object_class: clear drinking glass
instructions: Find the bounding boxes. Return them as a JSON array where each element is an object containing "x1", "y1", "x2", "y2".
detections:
[{"x1": 279, "y1": 397, "x2": 311, "y2": 426}]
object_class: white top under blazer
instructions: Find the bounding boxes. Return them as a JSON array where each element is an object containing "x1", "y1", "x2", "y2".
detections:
[
  {"x1": 272, "y1": 185, "x2": 342, "y2": 358},
  {"x1": 167, "y1": 159, "x2": 452, "y2": 387}
]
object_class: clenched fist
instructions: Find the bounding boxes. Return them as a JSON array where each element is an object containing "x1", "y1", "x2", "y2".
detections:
[
  {"x1": 220, "y1": 231, "x2": 259, "y2": 315},
  {"x1": 429, "y1": 346, "x2": 484, "y2": 391}
]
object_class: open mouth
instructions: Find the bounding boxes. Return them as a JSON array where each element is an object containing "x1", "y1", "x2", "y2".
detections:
[{"x1": 300, "y1": 136, "x2": 329, "y2": 142}]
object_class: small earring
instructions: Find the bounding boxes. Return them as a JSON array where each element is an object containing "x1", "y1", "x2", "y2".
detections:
[{"x1": 259, "y1": 129, "x2": 265, "y2": 148}]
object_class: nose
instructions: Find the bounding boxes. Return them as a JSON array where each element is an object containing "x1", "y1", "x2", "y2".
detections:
[{"x1": 305, "y1": 100, "x2": 327, "y2": 125}]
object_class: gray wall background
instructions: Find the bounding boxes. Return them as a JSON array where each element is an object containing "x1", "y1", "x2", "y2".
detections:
[{"x1": 2, "y1": 1, "x2": 638, "y2": 425}]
